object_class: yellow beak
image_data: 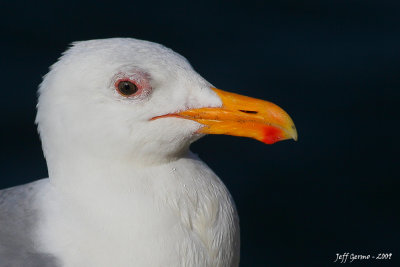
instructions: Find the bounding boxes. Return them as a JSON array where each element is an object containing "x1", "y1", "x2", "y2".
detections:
[{"x1": 153, "y1": 88, "x2": 297, "y2": 144}]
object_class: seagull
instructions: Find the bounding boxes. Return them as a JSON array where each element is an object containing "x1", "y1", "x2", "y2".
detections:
[{"x1": 0, "y1": 38, "x2": 297, "y2": 267}]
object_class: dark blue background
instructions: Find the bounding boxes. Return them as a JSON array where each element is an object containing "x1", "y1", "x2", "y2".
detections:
[{"x1": 1, "y1": 0, "x2": 399, "y2": 266}]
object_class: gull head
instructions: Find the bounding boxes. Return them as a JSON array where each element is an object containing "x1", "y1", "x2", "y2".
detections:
[{"x1": 36, "y1": 38, "x2": 297, "y2": 168}]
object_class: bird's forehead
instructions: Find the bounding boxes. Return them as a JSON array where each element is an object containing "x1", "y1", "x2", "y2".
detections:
[
  {"x1": 56, "y1": 38, "x2": 208, "y2": 92},
  {"x1": 66, "y1": 38, "x2": 192, "y2": 74}
]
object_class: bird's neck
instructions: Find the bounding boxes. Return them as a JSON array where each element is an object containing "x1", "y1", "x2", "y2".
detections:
[
  {"x1": 47, "y1": 150, "x2": 205, "y2": 201},
  {"x1": 43, "y1": 150, "x2": 224, "y2": 233},
  {"x1": 37, "y1": 149, "x2": 239, "y2": 267}
]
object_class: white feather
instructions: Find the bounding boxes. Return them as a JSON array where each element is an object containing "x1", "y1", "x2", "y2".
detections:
[{"x1": 34, "y1": 38, "x2": 239, "y2": 267}]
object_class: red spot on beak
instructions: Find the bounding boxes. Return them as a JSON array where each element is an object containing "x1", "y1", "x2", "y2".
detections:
[{"x1": 262, "y1": 126, "x2": 284, "y2": 144}]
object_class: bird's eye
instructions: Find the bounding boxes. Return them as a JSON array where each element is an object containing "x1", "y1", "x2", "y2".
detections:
[{"x1": 117, "y1": 81, "x2": 138, "y2": 96}]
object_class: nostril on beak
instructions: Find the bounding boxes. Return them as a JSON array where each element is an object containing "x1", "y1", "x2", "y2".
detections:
[{"x1": 239, "y1": 110, "x2": 258, "y2": 114}]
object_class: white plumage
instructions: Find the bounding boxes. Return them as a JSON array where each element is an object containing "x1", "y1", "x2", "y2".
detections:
[
  {"x1": 38, "y1": 38, "x2": 239, "y2": 267},
  {"x1": 0, "y1": 37, "x2": 296, "y2": 267}
]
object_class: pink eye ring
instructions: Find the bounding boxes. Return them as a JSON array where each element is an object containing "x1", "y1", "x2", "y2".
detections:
[
  {"x1": 116, "y1": 80, "x2": 138, "y2": 96},
  {"x1": 114, "y1": 71, "x2": 151, "y2": 98}
]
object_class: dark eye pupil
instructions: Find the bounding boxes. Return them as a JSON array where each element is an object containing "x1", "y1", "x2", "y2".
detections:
[{"x1": 118, "y1": 81, "x2": 138, "y2": 96}]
